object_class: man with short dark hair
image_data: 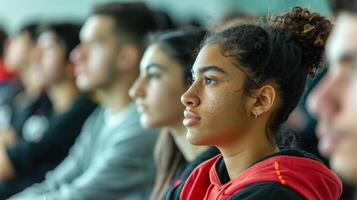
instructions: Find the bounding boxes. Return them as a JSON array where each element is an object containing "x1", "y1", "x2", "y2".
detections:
[
  {"x1": 308, "y1": 0, "x2": 357, "y2": 187},
  {"x1": 10, "y1": 2, "x2": 159, "y2": 200}
]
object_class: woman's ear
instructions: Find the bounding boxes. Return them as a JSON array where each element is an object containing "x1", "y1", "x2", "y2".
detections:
[
  {"x1": 250, "y1": 85, "x2": 276, "y2": 119},
  {"x1": 116, "y1": 43, "x2": 140, "y2": 71}
]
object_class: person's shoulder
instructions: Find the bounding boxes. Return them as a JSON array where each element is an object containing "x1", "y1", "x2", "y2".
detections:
[
  {"x1": 79, "y1": 106, "x2": 105, "y2": 130},
  {"x1": 229, "y1": 182, "x2": 304, "y2": 200},
  {"x1": 86, "y1": 106, "x2": 104, "y2": 119},
  {"x1": 70, "y1": 96, "x2": 97, "y2": 112},
  {"x1": 254, "y1": 147, "x2": 323, "y2": 164}
]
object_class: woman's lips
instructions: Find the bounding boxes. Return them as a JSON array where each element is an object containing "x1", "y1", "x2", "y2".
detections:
[{"x1": 183, "y1": 111, "x2": 201, "y2": 126}]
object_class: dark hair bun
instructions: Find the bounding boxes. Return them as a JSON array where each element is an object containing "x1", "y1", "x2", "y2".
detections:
[{"x1": 271, "y1": 7, "x2": 332, "y2": 75}]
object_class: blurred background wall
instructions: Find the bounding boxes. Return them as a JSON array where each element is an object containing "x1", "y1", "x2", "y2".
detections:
[{"x1": 0, "y1": 0, "x2": 332, "y2": 34}]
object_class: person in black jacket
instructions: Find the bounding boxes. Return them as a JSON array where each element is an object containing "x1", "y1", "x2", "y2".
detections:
[
  {"x1": 1, "y1": 23, "x2": 45, "y2": 139},
  {"x1": 0, "y1": 22, "x2": 96, "y2": 199}
]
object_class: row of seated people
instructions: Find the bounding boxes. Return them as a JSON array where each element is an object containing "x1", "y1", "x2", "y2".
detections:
[{"x1": 0, "y1": 1, "x2": 356, "y2": 199}]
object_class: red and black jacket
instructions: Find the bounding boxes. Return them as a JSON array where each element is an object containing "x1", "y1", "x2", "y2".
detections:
[
  {"x1": 175, "y1": 148, "x2": 342, "y2": 200},
  {"x1": 163, "y1": 147, "x2": 220, "y2": 199}
]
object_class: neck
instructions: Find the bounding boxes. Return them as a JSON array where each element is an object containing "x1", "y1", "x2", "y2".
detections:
[
  {"x1": 48, "y1": 79, "x2": 79, "y2": 113},
  {"x1": 219, "y1": 121, "x2": 278, "y2": 180},
  {"x1": 97, "y1": 72, "x2": 136, "y2": 114},
  {"x1": 19, "y1": 68, "x2": 40, "y2": 100},
  {"x1": 171, "y1": 124, "x2": 208, "y2": 161}
]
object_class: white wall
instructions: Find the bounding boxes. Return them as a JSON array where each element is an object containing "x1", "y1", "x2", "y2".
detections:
[{"x1": 0, "y1": 0, "x2": 331, "y2": 34}]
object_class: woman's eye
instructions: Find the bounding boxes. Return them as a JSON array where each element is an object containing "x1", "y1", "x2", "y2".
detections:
[
  {"x1": 204, "y1": 77, "x2": 217, "y2": 86},
  {"x1": 147, "y1": 73, "x2": 161, "y2": 79}
]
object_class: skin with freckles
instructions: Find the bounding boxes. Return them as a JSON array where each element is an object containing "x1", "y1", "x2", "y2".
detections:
[
  {"x1": 182, "y1": 44, "x2": 253, "y2": 147},
  {"x1": 180, "y1": 9, "x2": 334, "y2": 194},
  {"x1": 181, "y1": 43, "x2": 278, "y2": 162},
  {"x1": 181, "y1": 43, "x2": 278, "y2": 180}
]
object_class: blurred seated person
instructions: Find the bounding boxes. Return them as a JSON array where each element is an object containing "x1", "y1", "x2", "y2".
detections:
[
  {"x1": 0, "y1": 22, "x2": 97, "y2": 199},
  {"x1": 0, "y1": 22, "x2": 48, "y2": 147},
  {"x1": 0, "y1": 26, "x2": 19, "y2": 131},
  {"x1": 9, "y1": 2, "x2": 158, "y2": 200},
  {"x1": 307, "y1": 0, "x2": 357, "y2": 198}
]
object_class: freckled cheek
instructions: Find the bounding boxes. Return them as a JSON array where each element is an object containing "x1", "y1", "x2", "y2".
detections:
[
  {"x1": 208, "y1": 100, "x2": 221, "y2": 114},
  {"x1": 205, "y1": 96, "x2": 231, "y2": 119},
  {"x1": 202, "y1": 91, "x2": 219, "y2": 110},
  {"x1": 219, "y1": 92, "x2": 245, "y2": 119}
]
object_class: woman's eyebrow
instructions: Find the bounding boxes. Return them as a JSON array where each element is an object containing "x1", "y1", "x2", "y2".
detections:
[
  {"x1": 146, "y1": 63, "x2": 166, "y2": 71},
  {"x1": 192, "y1": 65, "x2": 227, "y2": 74}
]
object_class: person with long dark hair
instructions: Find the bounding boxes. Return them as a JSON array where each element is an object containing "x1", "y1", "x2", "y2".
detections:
[
  {"x1": 130, "y1": 29, "x2": 220, "y2": 200},
  {"x1": 178, "y1": 7, "x2": 342, "y2": 199}
]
